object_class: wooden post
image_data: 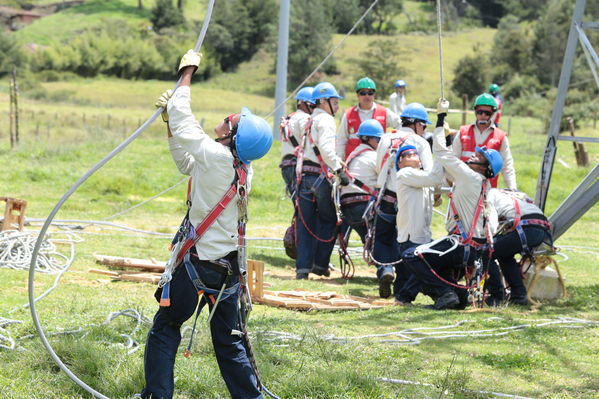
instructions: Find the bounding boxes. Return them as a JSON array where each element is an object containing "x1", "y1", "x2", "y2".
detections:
[
  {"x1": 461, "y1": 94, "x2": 468, "y2": 126},
  {"x1": 246, "y1": 260, "x2": 264, "y2": 299},
  {"x1": 507, "y1": 115, "x2": 512, "y2": 136},
  {"x1": 567, "y1": 117, "x2": 589, "y2": 167},
  {"x1": 0, "y1": 197, "x2": 28, "y2": 232}
]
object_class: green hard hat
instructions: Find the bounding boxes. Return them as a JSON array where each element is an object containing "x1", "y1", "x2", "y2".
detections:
[
  {"x1": 488, "y1": 83, "x2": 500, "y2": 94},
  {"x1": 355, "y1": 77, "x2": 377, "y2": 92},
  {"x1": 473, "y1": 93, "x2": 498, "y2": 111}
]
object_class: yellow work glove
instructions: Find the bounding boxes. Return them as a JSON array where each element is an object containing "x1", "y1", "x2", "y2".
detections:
[
  {"x1": 443, "y1": 121, "x2": 452, "y2": 137},
  {"x1": 155, "y1": 89, "x2": 173, "y2": 122},
  {"x1": 437, "y1": 98, "x2": 450, "y2": 114},
  {"x1": 178, "y1": 49, "x2": 202, "y2": 74}
]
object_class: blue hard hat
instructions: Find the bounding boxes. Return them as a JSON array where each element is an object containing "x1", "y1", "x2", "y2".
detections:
[
  {"x1": 357, "y1": 119, "x2": 384, "y2": 138},
  {"x1": 394, "y1": 80, "x2": 406, "y2": 88},
  {"x1": 312, "y1": 82, "x2": 342, "y2": 102},
  {"x1": 476, "y1": 146, "x2": 503, "y2": 178},
  {"x1": 400, "y1": 102, "x2": 431, "y2": 124},
  {"x1": 295, "y1": 87, "x2": 314, "y2": 104},
  {"x1": 395, "y1": 144, "x2": 418, "y2": 171},
  {"x1": 235, "y1": 107, "x2": 273, "y2": 164}
]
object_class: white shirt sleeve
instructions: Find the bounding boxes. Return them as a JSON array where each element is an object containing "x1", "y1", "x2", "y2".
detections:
[
  {"x1": 168, "y1": 136, "x2": 194, "y2": 175},
  {"x1": 167, "y1": 86, "x2": 232, "y2": 167},
  {"x1": 315, "y1": 116, "x2": 342, "y2": 171},
  {"x1": 385, "y1": 108, "x2": 401, "y2": 129},
  {"x1": 499, "y1": 136, "x2": 517, "y2": 190},
  {"x1": 336, "y1": 111, "x2": 349, "y2": 159},
  {"x1": 433, "y1": 126, "x2": 479, "y2": 183}
]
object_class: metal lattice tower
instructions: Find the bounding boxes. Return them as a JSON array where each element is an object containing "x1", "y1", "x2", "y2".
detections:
[{"x1": 535, "y1": 0, "x2": 599, "y2": 240}]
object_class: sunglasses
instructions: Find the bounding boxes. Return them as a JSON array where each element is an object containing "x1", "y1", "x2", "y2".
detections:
[
  {"x1": 358, "y1": 91, "x2": 375, "y2": 96},
  {"x1": 476, "y1": 110, "x2": 493, "y2": 116},
  {"x1": 399, "y1": 150, "x2": 419, "y2": 158}
]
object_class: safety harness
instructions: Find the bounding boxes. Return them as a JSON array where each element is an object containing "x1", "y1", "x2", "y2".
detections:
[
  {"x1": 343, "y1": 146, "x2": 378, "y2": 198},
  {"x1": 416, "y1": 180, "x2": 495, "y2": 306},
  {"x1": 362, "y1": 134, "x2": 413, "y2": 267},
  {"x1": 159, "y1": 161, "x2": 248, "y2": 307},
  {"x1": 294, "y1": 119, "x2": 338, "y2": 244},
  {"x1": 343, "y1": 105, "x2": 387, "y2": 158},
  {"x1": 498, "y1": 191, "x2": 553, "y2": 256}
]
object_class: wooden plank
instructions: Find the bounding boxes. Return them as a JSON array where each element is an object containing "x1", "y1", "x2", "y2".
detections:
[
  {"x1": 88, "y1": 268, "x2": 120, "y2": 277},
  {"x1": 94, "y1": 254, "x2": 166, "y2": 272},
  {"x1": 118, "y1": 273, "x2": 161, "y2": 284}
]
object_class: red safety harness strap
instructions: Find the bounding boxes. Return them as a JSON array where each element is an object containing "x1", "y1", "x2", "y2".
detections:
[
  {"x1": 175, "y1": 163, "x2": 247, "y2": 266},
  {"x1": 344, "y1": 147, "x2": 378, "y2": 197},
  {"x1": 305, "y1": 120, "x2": 334, "y2": 180},
  {"x1": 379, "y1": 133, "x2": 414, "y2": 171}
]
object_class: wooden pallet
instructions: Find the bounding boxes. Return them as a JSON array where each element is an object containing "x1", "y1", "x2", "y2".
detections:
[
  {"x1": 247, "y1": 260, "x2": 390, "y2": 311},
  {"x1": 88, "y1": 268, "x2": 161, "y2": 284}
]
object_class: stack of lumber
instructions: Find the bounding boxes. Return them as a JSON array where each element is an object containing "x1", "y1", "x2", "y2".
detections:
[
  {"x1": 89, "y1": 254, "x2": 165, "y2": 284},
  {"x1": 254, "y1": 289, "x2": 389, "y2": 310}
]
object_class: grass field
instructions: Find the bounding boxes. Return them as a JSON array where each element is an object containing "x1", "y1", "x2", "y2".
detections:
[{"x1": 1, "y1": 2, "x2": 598, "y2": 398}]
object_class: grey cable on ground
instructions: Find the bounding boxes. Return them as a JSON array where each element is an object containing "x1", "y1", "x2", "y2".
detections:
[{"x1": 27, "y1": 1, "x2": 217, "y2": 398}]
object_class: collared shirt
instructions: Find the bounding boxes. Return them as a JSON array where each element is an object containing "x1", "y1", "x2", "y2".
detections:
[
  {"x1": 487, "y1": 188, "x2": 543, "y2": 220},
  {"x1": 340, "y1": 143, "x2": 378, "y2": 196},
  {"x1": 433, "y1": 126, "x2": 498, "y2": 239},
  {"x1": 375, "y1": 127, "x2": 433, "y2": 193},
  {"x1": 389, "y1": 92, "x2": 406, "y2": 115},
  {"x1": 281, "y1": 109, "x2": 311, "y2": 159},
  {"x1": 336, "y1": 103, "x2": 401, "y2": 159},
  {"x1": 395, "y1": 162, "x2": 444, "y2": 244},
  {"x1": 167, "y1": 86, "x2": 252, "y2": 260},
  {"x1": 303, "y1": 108, "x2": 342, "y2": 171},
  {"x1": 452, "y1": 123, "x2": 517, "y2": 189}
]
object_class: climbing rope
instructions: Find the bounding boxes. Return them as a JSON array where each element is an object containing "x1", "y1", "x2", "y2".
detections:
[
  {"x1": 0, "y1": 317, "x2": 23, "y2": 350},
  {"x1": 27, "y1": 1, "x2": 217, "y2": 398},
  {"x1": 266, "y1": 0, "x2": 380, "y2": 118}
]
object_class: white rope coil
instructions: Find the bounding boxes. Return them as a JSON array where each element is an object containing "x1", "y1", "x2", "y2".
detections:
[
  {"x1": 0, "y1": 317, "x2": 23, "y2": 350},
  {"x1": 0, "y1": 230, "x2": 80, "y2": 273},
  {"x1": 259, "y1": 317, "x2": 599, "y2": 346}
]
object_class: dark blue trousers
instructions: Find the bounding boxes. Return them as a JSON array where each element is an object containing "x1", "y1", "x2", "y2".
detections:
[
  {"x1": 394, "y1": 240, "x2": 423, "y2": 302},
  {"x1": 341, "y1": 201, "x2": 368, "y2": 243},
  {"x1": 402, "y1": 237, "x2": 483, "y2": 300},
  {"x1": 373, "y1": 201, "x2": 400, "y2": 281},
  {"x1": 142, "y1": 254, "x2": 262, "y2": 399},
  {"x1": 280, "y1": 163, "x2": 296, "y2": 201},
  {"x1": 295, "y1": 174, "x2": 337, "y2": 274},
  {"x1": 487, "y1": 226, "x2": 549, "y2": 299}
]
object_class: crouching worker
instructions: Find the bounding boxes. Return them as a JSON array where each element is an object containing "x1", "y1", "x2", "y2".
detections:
[
  {"x1": 485, "y1": 189, "x2": 553, "y2": 306},
  {"x1": 393, "y1": 145, "x2": 444, "y2": 305},
  {"x1": 339, "y1": 119, "x2": 383, "y2": 242},
  {"x1": 138, "y1": 50, "x2": 272, "y2": 399},
  {"x1": 402, "y1": 99, "x2": 502, "y2": 310}
]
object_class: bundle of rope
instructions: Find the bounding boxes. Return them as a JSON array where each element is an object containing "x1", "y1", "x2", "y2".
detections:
[
  {"x1": 0, "y1": 317, "x2": 23, "y2": 350},
  {"x1": 0, "y1": 230, "x2": 80, "y2": 273}
]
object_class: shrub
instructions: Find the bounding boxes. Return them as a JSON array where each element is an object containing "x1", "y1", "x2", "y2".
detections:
[{"x1": 151, "y1": 0, "x2": 185, "y2": 32}]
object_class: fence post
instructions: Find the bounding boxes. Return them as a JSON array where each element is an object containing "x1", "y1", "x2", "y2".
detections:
[
  {"x1": 567, "y1": 117, "x2": 589, "y2": 167},
  {"x1": 461, "y1": 94, "x2": 467, "y2": 126}
]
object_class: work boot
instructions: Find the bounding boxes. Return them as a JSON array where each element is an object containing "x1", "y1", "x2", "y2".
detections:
[
  {"x1": 433, "y1": 290, "x2": 460, "y2": 310},
  {"x1": 394, "y1": 298, "x2": 413, "y2": 307},
  {"x1": 295, "y1": 273, "x2": 309, "y2": 280},
  {"x1": 311, "y1": 265, "x2": 331, "y2": 277},
  {"x1": 378, "y1": 270, "x2": 394, "y2": 299},
  {"x1": 485, "y1": 295, "x2": 504, "y2": 307},
  {"x1": 509, "y1": 295, "x2": 530, "y2": 306}
]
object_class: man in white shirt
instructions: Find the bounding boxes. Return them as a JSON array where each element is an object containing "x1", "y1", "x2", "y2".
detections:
[
  {"x1": 402, "y1": 99, "x2": 502, "y2": 310},
  {"x1": 140, "y1": 50, "x2": 272, "y2": 399},
  {"x1": 389, "y1": 79, "x2": 407, "y2": 115},
  {"x1": 279, "y1": 87, "x2": 314, "y2": 200},
  {"x1": 486, "y1": 189, "x2": 553, "y2": 306},
  {"x1": 372, "y1": 102, "x2": 433, "y2": 299},
  {"x1": 452, "y1": 93, "x2": 516, "y2": 189},
  {"x1": 339, "y1": 119, "x2": 383, "y2": 242},
  {"x1": 295, "y1": 82, "x2": 349, "y2": 279},
  {"x1": 393, "y1": 145, "x2": 444, "y2": 305},
  {"x1": 336, "y1": 77, "x2": 401, "y2": 160}
]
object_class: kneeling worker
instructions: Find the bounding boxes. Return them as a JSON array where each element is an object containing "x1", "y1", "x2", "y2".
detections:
[
  {"x1": 139, "y1": 50, "x2": 272, "y2": 399},
  {"x1": 403, "y1": 99, "x2": 503, "y2": 310}
]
